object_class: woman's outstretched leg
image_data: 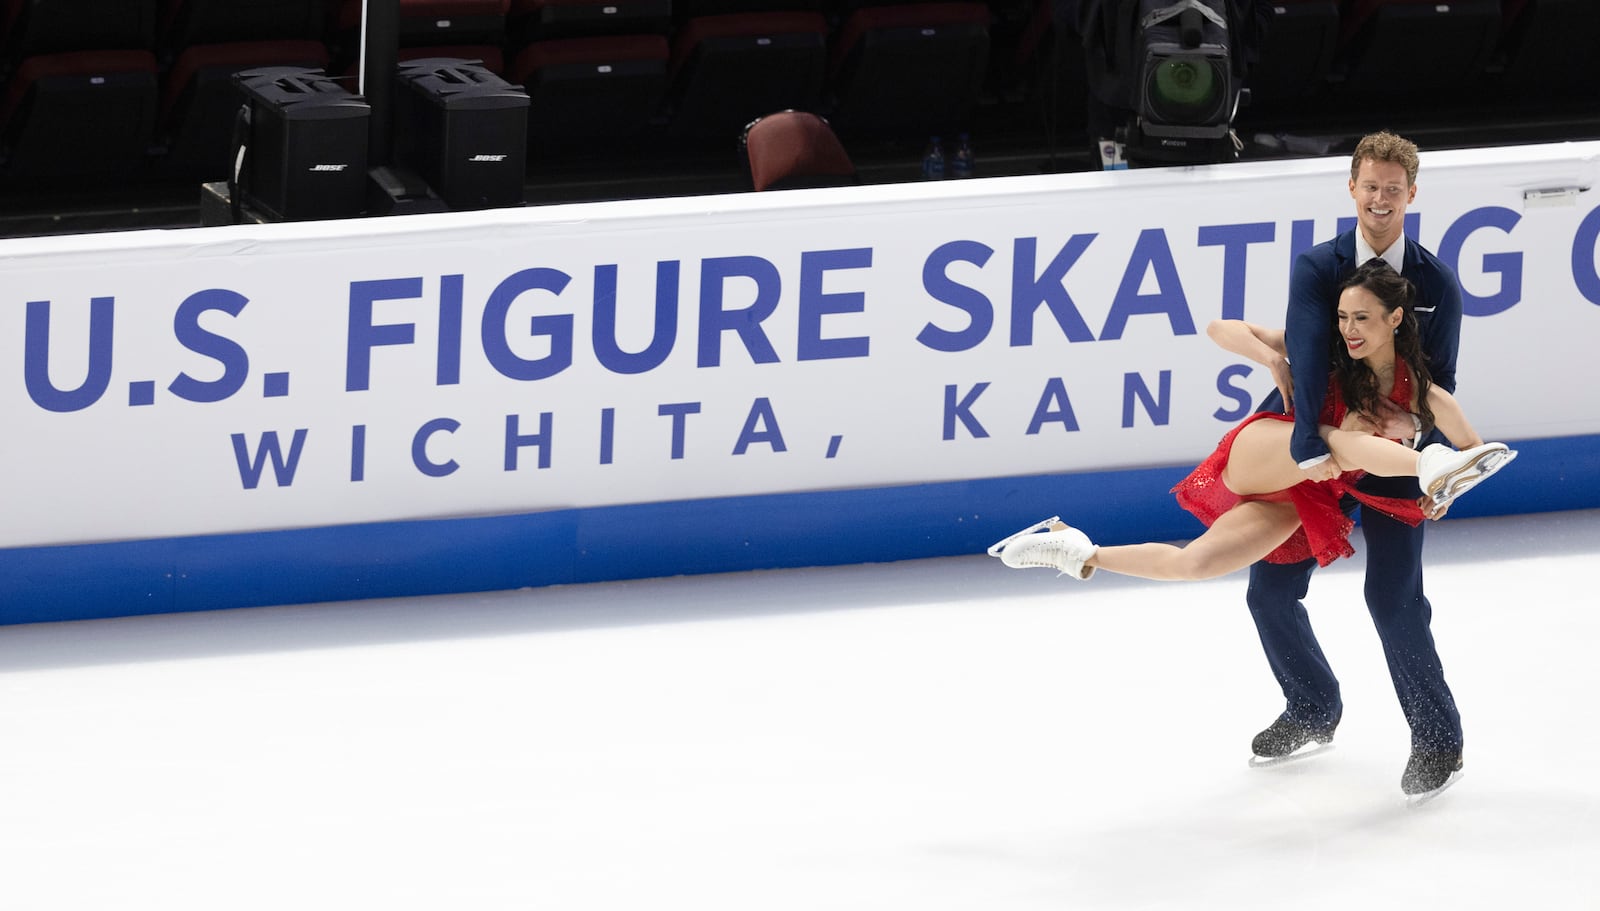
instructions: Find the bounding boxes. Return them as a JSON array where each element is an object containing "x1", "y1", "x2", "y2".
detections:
[
  {"x1": 1086, "y1": 500, "x2": 1302, "y2": 581},
  {"x1": 1222, "y1": 415, "x2": 1434, "y2": 492},
  {"x1": 1322, "y1": 426, "x2": 1419, "y2": 477},
  {"x1": 1226, "y1": 414, "x2": 1511, "y2": 506},
  {"x1": 995, "y1": 500, "x2": 1301, "y2": 582},
  {"x1": 1322, "y1": 426, "x2": 1515, "y2": 505}
]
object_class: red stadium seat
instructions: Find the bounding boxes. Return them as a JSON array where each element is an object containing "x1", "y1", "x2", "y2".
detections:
[
  {"x1": 1494, "y1": 0, "x2": 1600, "y2": 97},
  {"x1": 508, "y1": 33, "x2": 669, "y2": 154},
  {"x1": 674, "y1": 0, "x2": 822, "y2": 18},
  {"x1": 399, "y1": 44, "x2": 505, "y2": 72},
  {"x1": 160, "y1": 39, "x2": 329, "y2": 177},
  {"x1": 1246, "y1": 0, "x2": 1338, "y2": 106},
  {"x1": 0, "y1": 49, "x2": 160, "y2": 179},
  {"x1": 826, "y1": 2, "x2": 991, "y2": 137},
  {"x1": 666, "y1": 11, "x2": 828, "y2": 141},
  {"x1": 2, "y1": 0, "x2": 157, "y2": 62},
  {"x1": 1007, "y1": 0, "x2": 1088, "y2": 138},
  {"x1": 1336, "y1": 0, "x2": 1500, "y2": 99},
  {"x1": 160, "y1": 0, "x2": 324, "y2": 50},
  {"x1": 333, "y1": 0, "x2": 509, "y2": 47},
  {"x1": 398, "y1": 0, "x2": 508, "y2": 43},
  {"x1": 507, "y1": 0, "x2": 670, "y2": 43}
]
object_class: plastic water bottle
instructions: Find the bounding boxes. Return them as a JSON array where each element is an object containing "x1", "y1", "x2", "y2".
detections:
[
  {"x1": 921, "y1": 136, "x2": 945, "y2": 180},
  {"x1": 951, "y1": 133, "x2": 974, "y2": 179}
]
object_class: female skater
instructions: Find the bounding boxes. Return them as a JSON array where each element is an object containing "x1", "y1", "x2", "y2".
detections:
[{"x1": 990, "y1": 260, "x2": 1515, "y2": 581}]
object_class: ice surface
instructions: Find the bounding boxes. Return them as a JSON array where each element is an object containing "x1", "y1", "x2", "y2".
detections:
[{"x1": 2, "y1": 510, "x2": 1597, "y2": 910}]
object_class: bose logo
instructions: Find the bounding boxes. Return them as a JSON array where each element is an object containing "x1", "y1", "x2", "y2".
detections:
[
  {"x1": 469, "y1": 154, "x2": 508, "y2": 162},
  {"x1": 309, "y1": 164, "x2": 348, "y2": 172}
]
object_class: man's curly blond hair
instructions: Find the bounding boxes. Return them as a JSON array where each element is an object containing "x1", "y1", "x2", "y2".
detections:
[{"x1": 1351, "y1": 131, "x2": 1420, "y2": 186}]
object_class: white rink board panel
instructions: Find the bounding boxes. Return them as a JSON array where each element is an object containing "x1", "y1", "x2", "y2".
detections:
[{"x1": 3, "y1": 142, "x2": 1599, "y2": 553}]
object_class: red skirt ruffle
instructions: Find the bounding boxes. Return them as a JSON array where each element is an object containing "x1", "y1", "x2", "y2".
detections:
[{"x1": 1171, "y1": 412, "x2": 1425, "y2": 567}]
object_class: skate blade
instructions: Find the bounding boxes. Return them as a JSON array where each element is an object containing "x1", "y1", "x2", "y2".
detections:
[
  {"x1": 1405, "y1": 769, "x2": 1464, "y2": 808},
  {"x1": 986, "y1": 515, "x2": 1061, "y2": 557},
  {"x1": 1247, "y1": 741, "x2": 1334, "y2": 768},
  {"x1": 1429, "y1": 447, "x2": 1518, "y2": 508}
]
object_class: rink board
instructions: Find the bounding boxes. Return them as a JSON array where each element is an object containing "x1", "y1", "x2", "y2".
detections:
[
  {"x1": 4, "y1": 141, "x2": 1600, "y2": 623},
  {"x1": 2, "y1": 432, "x2": 1594, "y2": 626}
]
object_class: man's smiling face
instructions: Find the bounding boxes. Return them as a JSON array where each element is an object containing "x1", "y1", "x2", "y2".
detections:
[{"x1": 1348, "y1": 158, "x2": 1416, "y2": 253}]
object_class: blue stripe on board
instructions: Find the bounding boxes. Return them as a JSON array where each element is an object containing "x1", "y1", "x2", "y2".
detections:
[{"x1": 3, "y1": 434, "x2": 1596, "y2": 626}]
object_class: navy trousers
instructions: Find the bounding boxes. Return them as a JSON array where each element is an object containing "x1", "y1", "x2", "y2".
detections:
[{"x1": 1245, "y1": 474, "x2": 1464, "y2": 753}]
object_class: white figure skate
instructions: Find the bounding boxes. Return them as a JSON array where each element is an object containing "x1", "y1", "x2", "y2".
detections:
[
  {"x1": 986, "y1": 515, "x2": 1060, "y2": 557},
  {"x1": 988, "y1": 516, "x2": 1097, "y2": 580},
  {"x1": 1417, "y1": 442, "x2": 1517, "y2": 508}
]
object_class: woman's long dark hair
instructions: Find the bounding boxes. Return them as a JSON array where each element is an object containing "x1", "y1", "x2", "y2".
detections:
[{"x1": 1332, "y1": 260, "x2": 1435, "y2": 434}]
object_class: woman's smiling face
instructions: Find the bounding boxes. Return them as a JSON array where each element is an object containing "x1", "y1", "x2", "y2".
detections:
[{"x1": 1336, "y1": 284, "x2": 1403, "y2": 362}]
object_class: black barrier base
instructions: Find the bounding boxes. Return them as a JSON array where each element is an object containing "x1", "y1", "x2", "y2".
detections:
[
  {"x1": 366, "y1": 164, "x2": 450, "y2": 217},
  {"x1": 200, "y1": 170, "x2": 448, "y2": 225}
]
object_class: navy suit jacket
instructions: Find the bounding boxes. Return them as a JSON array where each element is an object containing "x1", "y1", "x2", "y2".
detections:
[{"x1": 1263, "y1": 229, "x2": 1464, "y2": 466}]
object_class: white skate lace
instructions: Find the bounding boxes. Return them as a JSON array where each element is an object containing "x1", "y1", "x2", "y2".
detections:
[{"x1": 1008, "y1": 538, "x2": 1080, "y2": 574}]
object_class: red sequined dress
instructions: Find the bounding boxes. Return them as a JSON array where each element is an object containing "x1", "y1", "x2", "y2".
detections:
[{"x1": 1172, "y1": 360, "x2": 1426, "y2": 567}]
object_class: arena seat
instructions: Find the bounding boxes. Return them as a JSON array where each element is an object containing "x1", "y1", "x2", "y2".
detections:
[
  {"x1": 160, "y1": 39, "x2": 329, "y2": 177},
  {"x1": 0, "y1": 49, "x2": 160, "y2": 179},
  {"x1": 665, "y1": 10, "x2": 827, "y2": 140},
  {"x1": 1245, "y1": 0, "x2": 1338, "y2": 106},
  {"x1": 825, "y1": 2, "x2": 990, "y2": 137},
  {"x1": 159, "y1": 0, "x2": 324, "y2": 51},
  {"x1": 1336, "y1": 0, "x2": 1500, "y2": 100},
  {"x1": 1494, "y1": 0, "x2": 1600, "y2": 97},
  {"x1": 2, "y1": 0, "x2": 157, "y2": 63},
  {"x1": 508, "y1": 33, "x2": 669, "y2": 154},
  {"x1": 507, "y1": 0, "x2": 671, "y2": 43},
  {"x1": 332, "y1": 0, "x2": 508, "y2": 48}
]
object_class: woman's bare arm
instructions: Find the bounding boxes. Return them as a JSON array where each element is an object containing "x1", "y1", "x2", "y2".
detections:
[
  {"x1": 1207, "y1": 319, "x2": 1293, "y2": 408},
  {"x1": 1426, "y1": 385, "x2": 1485, "y2": 450}
]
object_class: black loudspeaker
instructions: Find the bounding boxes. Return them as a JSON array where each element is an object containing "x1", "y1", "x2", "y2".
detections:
[
  {"x1": 394, "y1": 58, "x2": 530, "y2": 211},
  {"x1": 232, "y1": 66, "x2": 369, "y2": 221}
]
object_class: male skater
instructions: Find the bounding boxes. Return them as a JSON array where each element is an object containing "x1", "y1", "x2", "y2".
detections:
[{"x1": 1246, "y1": 131, "x2": 1466, "y2": 800}]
